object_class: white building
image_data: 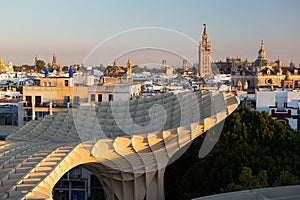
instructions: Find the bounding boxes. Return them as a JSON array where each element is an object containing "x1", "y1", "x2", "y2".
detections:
[
  {"x1": 88, "y1": 83, "x2": 141, "y2": 103},
  {"x1": 256, "y1": 89, "x2": 300, "y2": 131}
]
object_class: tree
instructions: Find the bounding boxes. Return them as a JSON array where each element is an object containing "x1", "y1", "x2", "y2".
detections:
[
  {"x1": 20, "y1": 64, "x2": 31, "y2": 72},
  {"x1": 274, "y1": 171, "x2": 300, "y2": 186},
  {"x1": 225, "y1": 167, "x2": 268, "y2": 191},
  {"x1": 62, "y1": 66, "x2": 69, "y2": 71},
  {"x1": 165, "y1": 106, "x2": 300, "y2": 200},
  {"x1": 36, "y1": 60, "x2": 46, "y2": 72}
]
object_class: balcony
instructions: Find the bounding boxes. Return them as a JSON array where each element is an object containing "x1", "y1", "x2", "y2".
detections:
[{"x1": 23, "y1": 101, "x2": 72, "y2": 113}]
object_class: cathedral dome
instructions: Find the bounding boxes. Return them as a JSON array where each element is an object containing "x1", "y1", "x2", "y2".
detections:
[{"x1": 254, "y1": 40, "x2": 268, "y2": 67}]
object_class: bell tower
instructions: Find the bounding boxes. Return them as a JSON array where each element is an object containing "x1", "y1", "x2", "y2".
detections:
[
  {"x1": 127, "y1": 59, "x2": 132, "y2": 77},
  {"x1": 199, "y1": 24, "x2": 212, "y2": 78},
  {"x1": 52, "y1": 53, "x2": 58, "y2": 70}
]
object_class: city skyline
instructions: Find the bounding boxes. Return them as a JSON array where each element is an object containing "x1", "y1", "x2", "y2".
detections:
[{"x1": 0, "y1": 0, "x2": 299, "y2": 66}]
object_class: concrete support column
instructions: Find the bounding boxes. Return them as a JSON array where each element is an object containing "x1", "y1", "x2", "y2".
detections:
[
  {"x1": 17, "y1": 102, "x2": 24, "y2": 126},
  {"x1": 49, "y1": 102, "x2": 53, "y2": 115},
  {"x1": 85, "y1": 163, "x2": 166, "y2": 200},
  {"x1": 156, "y1": 168, "x2": 166, "y2": 200},
  {"x1": 32, "y1": 99, "x2": 35, "y2": 120},
  {"x1": 96, "y1": 168, "x2": 166, "y2": 200}
]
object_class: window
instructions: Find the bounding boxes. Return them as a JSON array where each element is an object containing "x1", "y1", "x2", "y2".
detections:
[
  {"x1": 73, "y1": 96, "x2": 80, "y2": 107},
  {"x1": 109, "y1": 94, "x2": 113, "y2": 101},
  {"x1": 43, "y1": 82, "x2": 47, "y2": 86},
  {"x1": 26, "y1": 96, "x2": 32, "y2": 105},
  {"x1": 64, "y1": 96, "x2": 70, "y2": 106},
  {"x1": 65, "y1": 80, "x2": 69, "y2": 86},
  {"x1": 71, "y1": 181, "x2": 85, "y2": 189},
  {"x1": 267, "y1": 79, "x2": 272, "y2": 84},
  {"x1": 98, "y1": 94, "x2": 102, "y2": 102},
  {"x1": 35, "y1": 96, "x2": 41, "y2": 106},
  {"x1": 90, "y1": 94, "x2": 95, "y2": 102},
  {"x1": 48, "y1": 82, "x2": 51, "y2": 86},
  {"x1": 55, "y1": 180, "x2": 69, "y2": 189},
  {"x1": 69, "y1": 167, "x2": 81, "y2": 179}
]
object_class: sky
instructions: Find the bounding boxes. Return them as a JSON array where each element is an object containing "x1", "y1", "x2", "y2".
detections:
[{"x1": 0, "y1": 0, "x2": 299, "y2": 66}]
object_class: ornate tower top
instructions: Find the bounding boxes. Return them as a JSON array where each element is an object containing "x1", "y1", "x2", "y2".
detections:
[
  {"x1": 202, "y1": 24, "x2": 209, "y2": 44},
  {"x1": 258, "y1": 40, "x2": 266, "y2": 59}
]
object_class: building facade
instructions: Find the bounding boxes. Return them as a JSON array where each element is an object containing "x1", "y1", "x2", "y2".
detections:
[
  {"x1": 215, "y1": 41, "x2": 300, "y2": 91},
  {"x1": 88, "y1": 83, "x2": 141, "y2": 103},
  {"x1": 256, "y1": 89, "x2": 300, "y2": 132},
  {"x1": 22, "y1": 76, "x2": 88, "y2": 121},
  {"x1": 53, "y1": 167, "x2": 104, "y2": 200}
]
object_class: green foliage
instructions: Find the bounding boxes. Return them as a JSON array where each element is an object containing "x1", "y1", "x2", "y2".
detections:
[
  {"x1": 274, "y1": 170, "x2": 300, "y2": 186},
  {"x1": 62, "y1": 66, "x2": 69, "y2": 71},
  {"x1": 225, "y1": 167, "x2": 268, "y2": 191},
  {"x1": 165, "y1": 106, "x2": 300, "y2": 200},
  {"x1": 36, "y1": 60, "x2": 46, "y2": 72}
]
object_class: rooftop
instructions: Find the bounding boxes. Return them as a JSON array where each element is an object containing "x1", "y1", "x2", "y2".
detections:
[{"x1": 193, "y1": 185, "x2": 300, "y2": 200}]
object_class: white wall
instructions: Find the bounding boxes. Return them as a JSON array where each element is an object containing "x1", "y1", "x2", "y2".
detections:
[
  {"x1": 256, "y1": 90, "x2": 300, "y2": 131},
  {"x1": 88, "y1": 84, "x2": 141, "y2": 103},
  {"x1": 287, "y1": 92, "x2": 300, "y2": 108},
  {"x1": 256, "y1": 91, "x2": 276, "y2": 112}
]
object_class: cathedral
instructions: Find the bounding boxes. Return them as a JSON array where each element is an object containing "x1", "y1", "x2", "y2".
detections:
[{"x1": 215, "y1": 40, "x2": 300, "y2": 91}]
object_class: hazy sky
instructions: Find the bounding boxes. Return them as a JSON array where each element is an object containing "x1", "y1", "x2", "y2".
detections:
[{"x1": 1, "y1": 0, "x2": 299, "y2": 66}]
